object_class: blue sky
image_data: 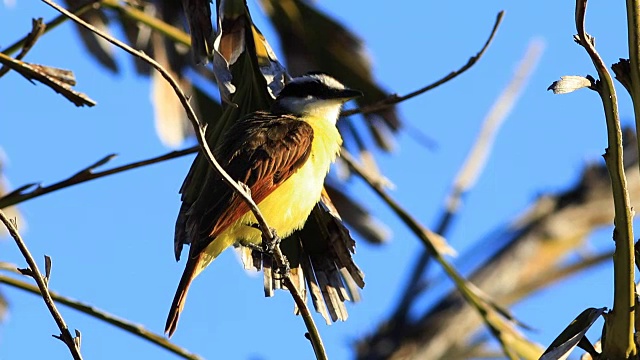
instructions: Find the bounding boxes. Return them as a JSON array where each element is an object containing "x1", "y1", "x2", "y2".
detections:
[{"x1": 0, "y1": 1, "x2": 633, "y2": 359}]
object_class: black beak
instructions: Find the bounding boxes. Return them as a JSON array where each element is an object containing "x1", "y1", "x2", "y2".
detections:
[{"x1": 334, "y1": 88, "x2": 363, "y2": 100}]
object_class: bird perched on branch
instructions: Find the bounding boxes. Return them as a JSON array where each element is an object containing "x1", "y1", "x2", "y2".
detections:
[{"x1": 166, "y1": 73, "x2": 362, "y2": 336}]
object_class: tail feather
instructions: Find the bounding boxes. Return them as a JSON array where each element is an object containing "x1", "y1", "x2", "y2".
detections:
[{"x1": 165, "y1": 254, "x2": 202, "y2": 337}]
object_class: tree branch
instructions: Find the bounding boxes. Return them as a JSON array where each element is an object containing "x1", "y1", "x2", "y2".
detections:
[
  {"x1": 0, "y1": 272, "x2": 202, "y2": 360},
  {"x1": 1, "y1": 0, "x2": 98, "y2": 57},
  {"x1": 626, "y1": 0, "x2": 640, "y2": 178},
  {"x1": 341, "y1": 11, "x2": 504, "y2": 118},
  {"x1": 0, "y1": 147, "x2": 197, "y2": 210},
  {"x1": 0, "y1": 18, "x2": 46, "y2": 78},
  {"x1": 0, "y1": 210, "x2": 83, "y2": 360},
  {"x1": 575, "y1": 0, "x2": 636, "y2": 357}
]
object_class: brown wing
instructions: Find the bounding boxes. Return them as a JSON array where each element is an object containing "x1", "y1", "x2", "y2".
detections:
[
  {"x1": 178, "y1": 111, "x2": 314, "y2": 259},
  {"x1": 167, "y1": 112, "x2": 313, "y2": 336}
]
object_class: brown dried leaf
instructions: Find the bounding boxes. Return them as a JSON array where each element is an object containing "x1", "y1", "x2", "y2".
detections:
[{"x1": 0, "y1": 53, "x2": 95, "y2": 107}]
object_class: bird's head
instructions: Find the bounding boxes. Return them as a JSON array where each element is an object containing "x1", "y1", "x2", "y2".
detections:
[{"x1": 272, "y1": 73, "x2": 362, "y2": 123}]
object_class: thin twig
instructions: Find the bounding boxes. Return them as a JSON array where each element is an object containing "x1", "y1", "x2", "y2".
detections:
[
  {"x1": 0, "y1": 210, "x2": 82, "y2": 360},
  {"x1": 341, "y1": 11, "x2": 504, "y2": 118},
  {"x1": 392, "y1": 40, "x2": 543, "y2": 324},
  {"x1": 40, "y1": 0, "x2": 327, "y2": 357},
  {"x1": 0, "y1": 147, "x2": 197, "y2": 209},
  {"x1": 276, "y1": 248, "x2": 327, "y2": 359},
  {"x1": 1, "y1": 0, "x2": 98, "y2": 56},
  {"x1": 574, "y1": 0, "x2": 636, "y2": 357},
  {"x1": 0, "y1": 18, "x2": 46, "y2": 78},
  {"x1": 0, "y1": 273, "x2": 202, "y2": 360}
]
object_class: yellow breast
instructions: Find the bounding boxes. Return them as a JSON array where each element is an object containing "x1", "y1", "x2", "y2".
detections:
[{"x1": 195, "y1": 116, "x2": 342, "y2": 276}]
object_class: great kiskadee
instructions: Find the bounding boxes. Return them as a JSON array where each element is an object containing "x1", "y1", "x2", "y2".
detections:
[{"x1": 165, "y1": 73, "x2": 362, "y2": 336}]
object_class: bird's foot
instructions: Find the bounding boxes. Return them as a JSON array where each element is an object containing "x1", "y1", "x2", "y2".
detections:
[
  {"x1": 260, "y1": 229, "x2": 290, "y2": 274},
  {"x1": 243, "y1": 241, "x2": 265, "y2": 253},
  {"x1": 243, "y1": 227, "x2": 281, "y2": 256},
  {"x1": 261, "y1": 228, "x2": 281, "y2": 255},
  {"x1": 276, "y1": 257, "x2": 291, "y2": 275}
]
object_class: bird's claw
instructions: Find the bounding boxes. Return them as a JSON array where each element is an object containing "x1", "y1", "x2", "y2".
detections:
[
  {"x1": 243, "y1": 241, "x2": 265, "y2": 253},
  {"x1": 243, "y1": 227, "x2": 281, "y2": 256},
  {"x1": 262, "y1": 228, "x2": 281, "y2": 255}
]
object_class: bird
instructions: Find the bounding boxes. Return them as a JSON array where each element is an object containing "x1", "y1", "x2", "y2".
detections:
[{"x1": 165, "y1": 73, "x2": 362, "y2": 336}]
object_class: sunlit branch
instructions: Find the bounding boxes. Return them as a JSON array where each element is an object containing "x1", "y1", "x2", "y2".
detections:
[
  {"x1": 342, "y1": 11, "x2": 504, "y2": 118},
  {"x1": 575, "y1": 0, "x2": 635, "y2": 357},
  {"x1": 0, "y1": 210, "x2": 83, "y2": 359},
  {"x1": 0, "y1": 272, "x2": 203, "y2": 360}
]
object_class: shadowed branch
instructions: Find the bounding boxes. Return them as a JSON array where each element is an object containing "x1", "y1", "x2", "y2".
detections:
[{"x1": 0, "y1": 147, "x2": 197, "y2": 210}]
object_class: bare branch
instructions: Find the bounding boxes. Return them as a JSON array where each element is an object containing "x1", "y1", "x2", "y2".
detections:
[
  {"x1": 101, "y1": 0, "x2": 191, "y2": 47},
  {"x1": 0, "y1": 18, "x2": 46, "y2": 78},
  {"x1": 342, "y1": 11, "x2": 504, "y2": 118},
  {"x1": 0, "y1": 147, "x2": 197, "y2": 210},
  {"x1": 0, "y1": 210, "x2": 82, "y2": 360},
  {"x1": 1, "y1": 1, "x2": 98, "y2": 57},
  {"x1": 0, "y1": 273, "x2": 202, "y2": 360},
  {"x1": 503, "y1": 251, "x2": 612, "y2": 304}
]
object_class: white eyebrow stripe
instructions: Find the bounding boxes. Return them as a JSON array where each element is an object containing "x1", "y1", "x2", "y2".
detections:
[{"x1": 289, "y1": 74, "x2": 346, "y2": 90}]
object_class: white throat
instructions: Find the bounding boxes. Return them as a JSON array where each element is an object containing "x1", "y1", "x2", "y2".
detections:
[
  {"x1": 275, "y1": 97, "x2": 344, "y2": 124},
  {"x1": 303, "y1": 100, "x2": 344, "y2": 124}
]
